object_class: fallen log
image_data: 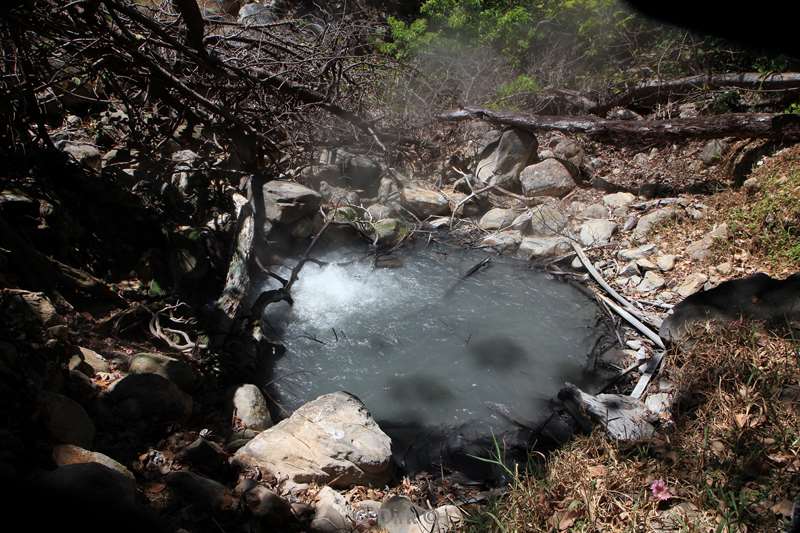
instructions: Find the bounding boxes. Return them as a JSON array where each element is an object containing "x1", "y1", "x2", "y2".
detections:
[
  {"x1": 438, "y1": 106, "x2": 800, "y2": 141},
  {"x1": 592, "y1": 72, "x2": 800, "y2": 114}
]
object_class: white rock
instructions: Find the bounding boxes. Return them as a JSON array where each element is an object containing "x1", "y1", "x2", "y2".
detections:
[
  {"x1": 633, "y1": 207, "x2": 681, "y2": 240},
  {"x1": 675, "y1": 272, "x2": 709, "y2": 297},
  {"x1": 479, "y1": 231, "x2": 522, "y2": 254},
  {"x1": 656, "y1": 254, "x2": 676, "y2": 272},
  {"x1": 579, "y1": 219, "x2": 617, "y2": 246},
  {"x1": 579, "y1": 203, "x2": 610, "y2": 219},
  {"x1": 637, "y1": 271, "x2": 665, "y2": 293},
  {"x1": 478, "y1": 208, "x2": 518, "y2": 230},
  {"x1": 519, "y1": 159, "x2": 576, "y2": 198},
  {"x1": 517, "y1": 236, "x2": 571, "y2": 259},
  {"x1": 232, "y1": 384, "x2": 273, "y2": 434},
  {"x1": 602, "y1": 192, "x2": 636, "y2": 209},
  {"x1": 618, "y1": 244, "x2": 656, "y2": 261}
]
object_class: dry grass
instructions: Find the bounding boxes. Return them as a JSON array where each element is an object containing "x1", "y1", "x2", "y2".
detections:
[{"x1": 470, "y1": 322, "x2": 800, "y2": 532}]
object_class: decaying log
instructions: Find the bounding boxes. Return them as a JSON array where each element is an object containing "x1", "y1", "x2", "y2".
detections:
[
  {"x1": 438, "y1": 106, "x2": 800, "y2": 141},
  {"x1": 592, "y1": 72, "x2": 800, "y2": 114},
  {"x1": 559, "y1": 383, "x2": 657, "y2": 442}
]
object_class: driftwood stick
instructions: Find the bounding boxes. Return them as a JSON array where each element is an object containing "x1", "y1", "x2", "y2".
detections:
[
  {"x1": 598, "y1": 294, "x2": 665, "y2": 350},
  {"x1": 630, "y1": 350, "x2": 666, "y2": 399}
]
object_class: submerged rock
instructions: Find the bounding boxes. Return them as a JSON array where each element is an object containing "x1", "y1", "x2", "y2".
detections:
[{"x1": 232, "y1": 392, "x2": 392, "y2": 488}]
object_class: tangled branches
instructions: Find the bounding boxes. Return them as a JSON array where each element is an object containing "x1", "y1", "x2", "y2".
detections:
[{"x1": 1, "y1": 0, "x2": 391, "y2": 170}]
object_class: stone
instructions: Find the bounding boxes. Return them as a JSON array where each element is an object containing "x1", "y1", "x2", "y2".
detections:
[
  {"x1": 700, "y1": 139, "x2": 727, "y2": 166},
  {"x1": 526, "y1": 204, "x2": 569, "y2": 236},
  {"x1": 244, "y1": 485, "x2": 296, "y2": 525},
  {"x1": 366, "y1": 204, "x2": 391, "y2": 221},
  {"x1": 372, "y1": 218, "x2": 408, "y2": 246},
  {"x1": 39, "y1": 392, "x2": 95, "y2": 448},
  {"x1": 378, "y1": 496, "x2": 463, "y2": 533},
  {"x1": 311, "y1": 486, "x2": 354, "y2": 533},
  {"x1": 675, "y1": 273, "x2": 709, "y2": 297},
  {"x1": 517, "y1": 236, "x2": 571, "y2": 259},
  {"x1": 291, "y1": 217, "x2": 315, "y2": 239},
  {"x1": 686, "y1": 223, "x2": 729, "y2": 261},
  {"x1": 167, "y1": 470, "x2": 233, "y2": 511},
  {"x1": 59, "y1": 141, "x2": 102, "y2": 172},
  {"x1": 618, "y1": 262, "x2": 640, "y2": 277},
  {"x1": 520, "y1": 159, "x2": 576, "y2": 198},
  {"x1": 478, "y1": 208, "x2": 518, "y2": 230},
  {"x1": 579, "y1": 219, "x2": 617, "y2": 246},
  {"x1": 479, "y1": 231, "x2": 522, "y2": 254},
  {"x1": 318, "y1": 181, "x2": 360, "y2": 206},
  {"x1": 579, "y1": 203, "x2": 610, "y2": 219},
  {"x1": 377, "y1": 177, "x2": 399, "y2": 204},
  {"x1": 742, "y1": 177, "x2": 760, "y2": 194},
  {"x1": 553, "y1": 138, "x2": 584, "y2": 167},
  {"x1": 637, "y1": 271, "x2": 666, "y2": 293},
  {"x1": 104, "y1": 373, "x2": 192, "y2": 424},
  {"x1": 632, "y1": 152, "x2": 649, "y2": 166},
  {"x1": 263, "y1": 180, "x2": 322, "y2": 224},
  {"x1": 656, "y1": 255, "x2": 676, "y2": 272},
  {"x1": 52, "y1": 444, "x2": 134, "y2": 481},
  {"x1": 635, "y1": 258, "x2": 658, "y2": 271},
  {"x1": 78, "y1": 346, "x2": 110, "y2": 373},
  {"x1": 238, "y1": 2, "x2": 275, "y2": 24},
  {"x1": 35, "y1": 463, "x2": 137, "y2": 506},
  {"x1": 559, "y1": 384, "x2": 657, "y2": 442},
  {"x1": 644, "y1": 392, "x2": 673, "y2": 416},
  {"x1": 602, "y1": 192, "x2": 636, "y2": 209},
  {"x1": 570, "y1": 256, "x2": 584, "y2": 270},
  {"x1": 178, "y1": 437, "x2": 227, "y2": 471},
  {"x1": 129, "y1": 352, "x2": 197, "y2": 392},
  {"x1": 67, "y1": 369, "x2": 98, "y2": 404},
  {"x1": 232, "y1": 392, "x2": 392, "y2": 488},
  {"x1": 716, "y1": 261, "x2": 733, "y2": 275},
  {"x1": 400, "y1": 187, "x2": 449, "y2": 218},
  {"x1": 445, "y1": 191, "x2": 482, "y2": 217},
  {"x1": 475, "y1": 128, "x2": 536, "y2": 187},
  {"x1": 231, "y1": 384, "x2": 273, "y2": 434},
  {"x1": 633, "y1": 207, "x2": 680, "y2": 240}
]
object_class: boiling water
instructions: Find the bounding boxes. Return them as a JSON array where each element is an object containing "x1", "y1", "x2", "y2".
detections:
[{"x1": 261, "y1": 244, "x2": 604, "y2": 471}]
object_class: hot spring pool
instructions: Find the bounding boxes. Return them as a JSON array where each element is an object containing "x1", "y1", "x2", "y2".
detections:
[{"x1": 260, "y1": 243, "x2": 607, "y2": 475}]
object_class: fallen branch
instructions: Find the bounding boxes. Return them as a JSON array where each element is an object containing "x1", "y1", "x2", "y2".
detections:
[
  {"x1": 598, "y1": 294, "x2": 665, "y2": 350},
  {"x1": 438, "y1": 106, "x2": 800, "y2": 141}
]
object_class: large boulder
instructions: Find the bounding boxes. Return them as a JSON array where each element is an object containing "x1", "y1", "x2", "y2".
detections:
[
  {"x1": 39, "y1": 392, "x2": 95, "y2": 448},
  {"x1": 263, "y1": 180, "x2": 322, "y2": 224},
  {"x1": 475, "y1": 128, "x2": 537, "y2": 187},
  {"x1": 103, "y1": 373, "x2": 192, "y2": 424},
  {"x1": 400, "y1": 187, "x2": 449, "y2": 218},
  {"x1": 232, "y1": 392, "x2": 392, "y2": 488},
  {"x1": 129, "y1": 352, "x2": 197, "y2": 392},
  {"x1": 34, "y1": 463, "x2": 137, "y2": 506},
  {"x1": 520, "y1": 159, "x2": 576, "y2": 198},
  {"x1": 52, "y1": 444, "x2": 134, "y2": 481}
]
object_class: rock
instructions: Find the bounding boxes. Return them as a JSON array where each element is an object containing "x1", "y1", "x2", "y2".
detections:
[
  {"x1": 67, "y1": 369, "x2": 98, "y2": 404},
  {"x1": 263, "y1": 181, "x2": 322, "y2": 224},
  {"x1": 232, "y1": 384, "x2": 273, "y2": 434},
  {"x1": 52, "y1": 444, "x2": 134, "y2": 481},
  {"x1": 676, "y1": 272, "x2": 709, "y2": 297},
  {"x1": 700, "y1": 139, "x2": 727, "y2": 166},
  {"x1": 39, "y1": 392, "x2": 95, "y2": 448},
  {"x1": 244, "y1": 485, "x2": 296, "y2": 525},
  {"x1": 520, "y1": 159, "x2": 576, "y2": 198},
  {"x1": 479, "y1": 231, "x2": 522, "y2": 254},
  {"x1": 579, "y1": 203, "x2": 609, "y2": 219},
  {"x1": 35, "y1": 463, "x2": 137, "y2": 506},
  {"x1": 618, "y1": 244, "x2": 656, "y2": 261},
  {"x1": 166, "y1": 470, "x2": 233, "y2": 511},
  {"x1": 372, "y1": 218, "x2": 408, "y2": 246},
  {"x1": 633, "y1": 207, "x2": 680, "y2": 240},
  {"x1": 656, "y1": 255, "x2": 676, "y2": 272},
  {"x1": 319, "y1": 181, "x2": 360, "y2": 206},
  {"x1": 644, "y1": 392, "x2": 673, "y2": 416},
  {"x1": 475, "y1": 128, "x2": 536, "y2": 187},
  {"x1": 559, "y1": 384, "x2": 656, "y2": 442},
  {"x1": 104, "y1": 373, "x2": 192, "y2": 424},
  {"x1": 637, "y1": 271, "x2": 666, "y2": 293},
  {"x1": 16, "y1": 291, "x2": 63, "y2": 327},
  {"x1": 77, "y1": 346, "x2": 110, "y2": 373},
  {"x1": 378, "y1": 496, "x2": 463, "y2": 533},
  {"x1": 636, "y1": 258, "x2": 658, "y2": 271},
  {"x1": 232, "y1": 392, "x2": 392, "y2": 488},
  {"x1": 606, "y1": 107, "x2": 642, "y2": 120},
  {"x1": 570, "y1": 256, "x2": 584, "y2": 270},
  {"x1": 478, "y1": 208, "x2": 518, "y2": 230},
  {"x1": 366, "y1": 204, "x2": 391, "y2": 221},
  {"x1": 58, "y1": 141, "x2": 102, "y2": 172},
  {"x1": 553, "y1": 138, "x2": 584, "y2": 167},
  {"x1": 716, "y1": 261, "x2": 733, "y2": 275},
  {"x1": 238, "y1": 2, "x2": 274, "y2": 24},
  {"x1": 400, "y1": 187, "x2": 449, "y2": 218},
  {"x1": 377, "y1": 177, "x2": 399, "y2": 204},
  {"x1": 579, "y1": 219, "x2": 617, "y2": 246},
  {"x1": 686, "y1": 223, "x2": 729, "y2": 261},
  {"x1": 618, "y1": 262, "x2": 640, "y2": 278},
  {"x1": 178, "y1": 437, "x2": 227, "y2": 471},
  {"x1": 291, "y1": 217, "x2": 315, "y2": 239},
  {"x1": 602, "y1": 192, "x2": 636, "y2": 209},
  {"x1": 339, "y1": 152, "x2": 381, "y2": 189},
  {"x1": 526, "y1": 204, "x2": 569, "y2": 236},
  {"x1": 446, "y1": 191, "x2": 482, "y2": 217},
  {"x1": 632, "y1": 152, "x2": 649, "y2": 166},
  {"x1": 129, "y1": 352, "x2": 197, "y2": 392},
  {"x1": 742, "y1": 177, "x2": 760, "y2": 194},
  {"x1": 622, "y1": 214, "x2": 638, "y2": 231},
  {"x1": 311, "y1": 486, "x2": 354, "y2": 532},
  {"x1": 517, "y1": 236, "x2": 571, "y2": 260}
]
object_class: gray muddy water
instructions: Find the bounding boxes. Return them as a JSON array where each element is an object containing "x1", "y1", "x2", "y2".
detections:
[{"x1": 261, "y1": 243, "x2": 606, "y2": 474}]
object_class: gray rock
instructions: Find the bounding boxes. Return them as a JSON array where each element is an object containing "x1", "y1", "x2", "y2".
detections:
[
  {"x1": 244, "y1": 485, "x2": 296, "y2": 525},
  {"x1": 238, "y1": 2, "x2": 275, "y2": 24},
  {"x1": 618, "y1": 244, "x2": 656, "y2": 261},
  {"x1": 129, "y1": 352, "x2": 197, "y2": 392},
  {"x1": 39, "y1": 392, "x2": 95, "y2": 448},
  {"x1": 517, "y1": 236, "x2": 571, "y2": 259},
  {"x1": 59, "y1": 141, "x2": 102, "y2": 172},
  {"x1": 167, "y1": 470, "x2": 232, "y2": 511},
  {"x1": 319, "y1": 181, "x2": 360, "y2": 206},
  {"x1": 559, "y1": 384, "x2": 656, "y2": 442},
  {"x1": 300, "y1": 163, "x2": 341, "y2": 190},
  {"x1": 553, "y1": 138, "x2": 584, "y2": 167},
  {"x1": 656, "y1": 254, "x2": 676, "y2": 272},
  {"x1": 475, "y1": 128, "x2": 536, "y2": 187},
  {"x1": 527, "y1": 204, "x2": 569, "y2": 236},
  {"x1": 478, "y1": 208, "x2": 518, "y2": 230},
  {"x1": 618, "y1": 262, "x2": 640, "y2": 278},
  {"x1": 263, "y1": 181, "x2": 322, "y2": 224},
  {"x1": 378, "y1": 496, "x2": 463, "y2": 533},
  {"x1": 479, "y1": 231, "x2": 522, "y2": 254},
  {"x1": 675, "y1": 272, "x2": 708, "y2": 297},
  {"x1": 377, "y1": 177, "x2": 399, "y2": 204},
  {"x1": 520, "y1": 159, "x2": 576, "y2": 198},
  {"x1": 637, "y1": 271, "x2": 665, "y2": 293},
  {"x1": 742, "y1": 177, "x2": 760, "y2": 194},
  {"x1": 104, "y1": 373, "x2": 193, "y2": 423},
  {"x1": 579, "y1": 203, "x2": 610, "y2": 219},
  {"x1": 700, "y1": 139, "x2": 727, "y2": 166},
  {"x1": 366, "y1": 204, "x2": 391, "y2": 221},
  {"x1": 372, "y1": 218, "x2": 408, "y2": 246},
  {"x1": 633, "y1": 207, "x2": 680, "y2": 240},
  {"x1": 311, "y1": 486, "x2": 354, "y2": 532},
  {"x1": 232, "y1": 392, "x2": 392, "y2": 488},
  {"x1": 232, "y1": 384, "x2": 272, "y2": 434},
  {"x1": 77, "y1": 346, "x2": 110, "y2": 373},
  {"x1": 635, "y1": 258, "x2": 658, "y2": 271},
  {"x1": 52, "y1": 444, "x2": 134, "y2": 481},
  {"x1": 602, "y1": 192, "x2": 636, "y2": 209},
  {"x1": 686, "y1": 223, "x2": 729, "y2": 261},
  {"x1": 579, "y1": 219, "x2": 617, "y2": 246},
  {"x1": 35, "y1": 463, "x2": 137, "y2": 506},
  {"x1": 400, "y1": 187, "x2": 449, "y2": 218},
  {"x1": 337, "y1": 151, "x2": 382, "y2": 190},
  {"x1": 645, "y1": 392, "x2": 673, "y2": 416}
]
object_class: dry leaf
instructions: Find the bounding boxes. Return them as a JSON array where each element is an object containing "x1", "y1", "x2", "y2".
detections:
[
  {"x1": 771, "y1": 499, "x2": 794, "y2": 518},
  {"x1": 588, "y1": 465, "x2": 606, "y2": 477},
  {"x1": 734, "y1": 413, "x2": 750, "y2": 428}
]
